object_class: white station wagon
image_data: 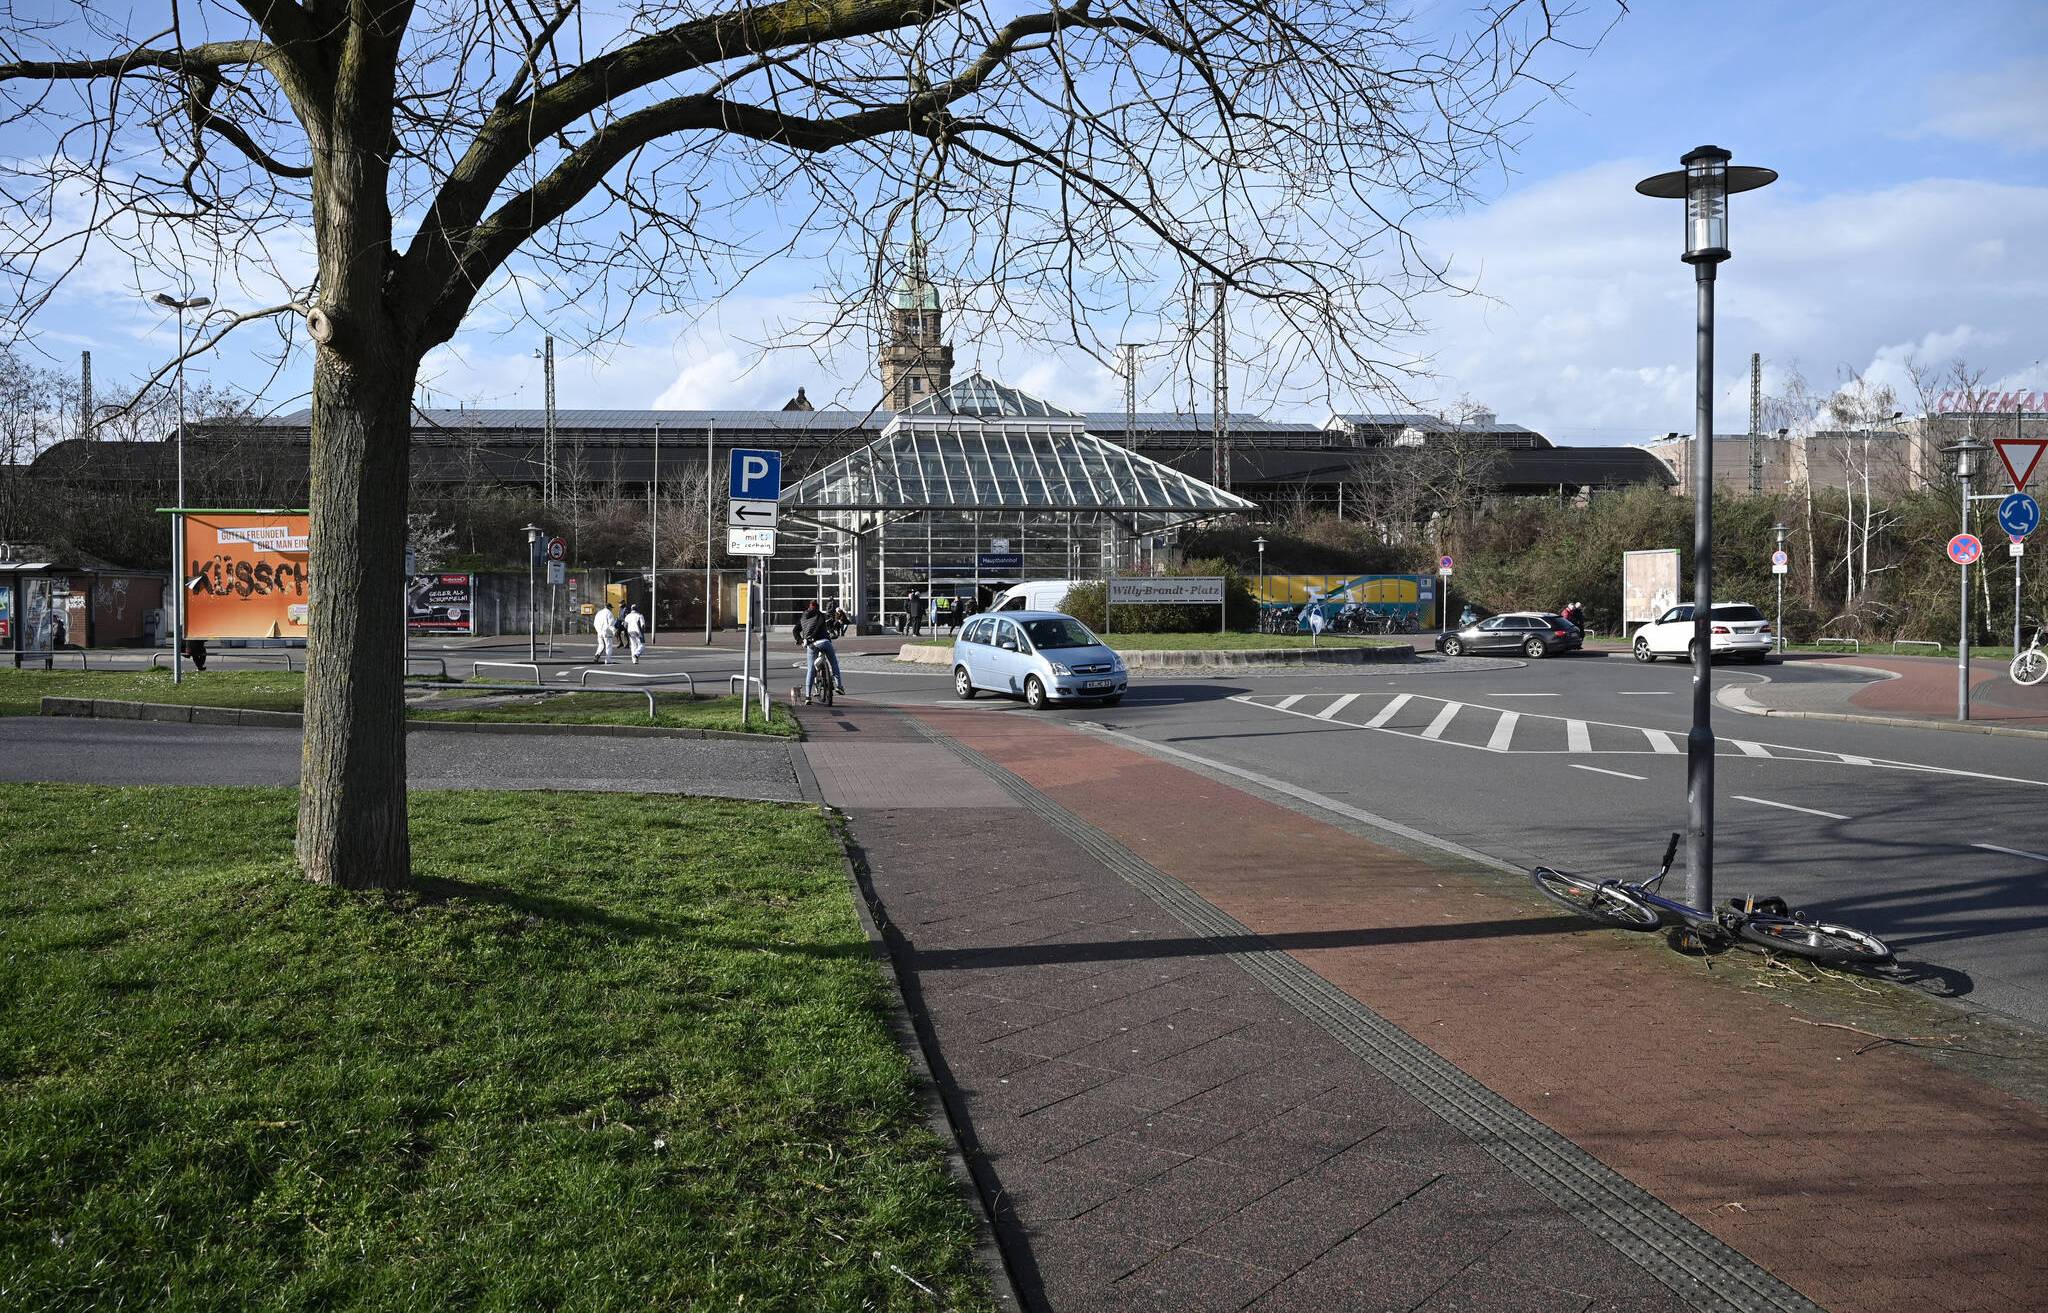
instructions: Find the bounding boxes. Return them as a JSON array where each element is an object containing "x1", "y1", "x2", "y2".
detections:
[{"x1": 1633, "y1": 602, "x2": 1774, "y2": 663}]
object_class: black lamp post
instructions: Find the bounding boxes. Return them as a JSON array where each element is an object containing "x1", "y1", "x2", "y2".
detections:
[{"x1": 1636, "y1": 145, "x2": 1776, "y2": 912}]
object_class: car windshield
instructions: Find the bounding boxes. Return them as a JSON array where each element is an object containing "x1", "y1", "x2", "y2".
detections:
[
  {"x1": 1714, "y1": 605, "x2": 1766, "y2": 622},
  {"x1": 1021, "y1": 617, "x2": 1099, "y2": 649}
]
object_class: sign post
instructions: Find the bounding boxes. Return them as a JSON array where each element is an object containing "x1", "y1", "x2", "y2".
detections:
[
  {"x1": 725, "y1": 448, "x2": 781, "y2": 728},
  {"x1": 1437, "y1": 555, "x2": 1453, "y2": 635},
  {"x1": 2001, "y1": 494, "x2": 2038, "y2": 654}
]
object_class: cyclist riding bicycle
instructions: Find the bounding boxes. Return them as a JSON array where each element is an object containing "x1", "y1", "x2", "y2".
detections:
[{"x1": 793, "y1": 600, "x2": 845, "y2": 703}]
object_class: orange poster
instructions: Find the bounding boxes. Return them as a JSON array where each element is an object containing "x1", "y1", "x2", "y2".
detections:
[{"x1": 182, "y1": 512, "x2": 311, "y2": 640}]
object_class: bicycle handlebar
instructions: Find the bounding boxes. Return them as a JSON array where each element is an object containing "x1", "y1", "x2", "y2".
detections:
[{"x1": 1658, "y1": 832, "x2": 1680, "y2": 876}]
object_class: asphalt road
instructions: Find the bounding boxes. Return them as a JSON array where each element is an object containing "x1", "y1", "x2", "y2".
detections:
[{"x1": 830, "y1": 648, "x2": 2048, "y2": 1030}]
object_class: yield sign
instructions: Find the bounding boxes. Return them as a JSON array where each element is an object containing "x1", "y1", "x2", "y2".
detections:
[{"x1": 1994, "y1": 436, "x2": 2047, "y2": 490}]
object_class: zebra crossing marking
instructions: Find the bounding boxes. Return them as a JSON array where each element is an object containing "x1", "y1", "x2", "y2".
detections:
[
  {"x1": 1317, "y1": 693, "x2": 1361, "y2": 720},
  {"x1": 1222, "y1": 690, "x2": 2048, "y2": 788}
]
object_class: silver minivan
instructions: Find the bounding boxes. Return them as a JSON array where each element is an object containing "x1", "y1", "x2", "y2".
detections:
[{"x1": 952, "y1": 610, "x2": 1127, "y2": 708}]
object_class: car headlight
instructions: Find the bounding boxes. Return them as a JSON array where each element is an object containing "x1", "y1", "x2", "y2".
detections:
[{"x1": 1048, "y1": 662, "x2": 1073, "y2": 675}]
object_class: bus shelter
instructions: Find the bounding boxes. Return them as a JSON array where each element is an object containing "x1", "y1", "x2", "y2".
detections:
[{"x1": 773, "y1": 375, "x2": 1255, "y2": 630}]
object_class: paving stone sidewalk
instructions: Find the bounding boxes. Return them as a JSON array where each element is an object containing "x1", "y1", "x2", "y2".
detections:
[{"x1": 802, "y1": 702, "x2": 1689, "y2": 1313}]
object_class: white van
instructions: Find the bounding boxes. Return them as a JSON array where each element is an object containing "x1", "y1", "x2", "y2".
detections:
[{"x1": 990, "y1": 579, "x2": 1084, "y2": 614}]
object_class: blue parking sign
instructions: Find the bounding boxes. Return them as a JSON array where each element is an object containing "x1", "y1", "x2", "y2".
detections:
[{"x1": 728, "y1": 448, "x2": 782, "y2": 500}]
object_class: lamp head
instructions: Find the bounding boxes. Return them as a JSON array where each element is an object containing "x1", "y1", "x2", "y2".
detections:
[{"x1": 1636, "y1": 145, "x2": 1776, "y2": 264}]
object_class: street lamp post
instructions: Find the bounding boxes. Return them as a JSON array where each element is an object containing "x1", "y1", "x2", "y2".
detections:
[
  {"x1": 1943, "y1": 438, "x2": 1989, "y2": 722},
  {"x1": 151, "y1": 292, "x2": 211, "y2": 684},
  {"x1": 1253, "y1": 536, "x2": 1267, "y2": 629},
  {"x1": 1771, "y1": 522, "x2": 1789, "y2": 653},
  {"x1": 1637, "y1": 145, "x2": 1776, "y2": 912},
  {"x1": 522, "y1": 523, "x2": 544, "y2": 664}
]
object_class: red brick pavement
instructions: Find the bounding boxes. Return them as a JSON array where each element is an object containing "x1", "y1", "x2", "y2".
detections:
[
  {"x1": 912, "y1": 706, "x2": 2048, "y2": 1313},
  {"x1": 1827, "y1": 655, "x2": 2048, "y2": 726}
]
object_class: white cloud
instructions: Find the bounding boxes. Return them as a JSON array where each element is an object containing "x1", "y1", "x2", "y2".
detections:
[
  {"x1": 1408, "y1": 162, "x2": 2048, "y2": 442},
  {"x1": 1912, "y1": 58, "x2": 2048, "y2": 151}
]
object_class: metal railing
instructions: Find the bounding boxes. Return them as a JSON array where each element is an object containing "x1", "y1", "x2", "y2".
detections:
[
  {"x1": 1815, "y1": 636, "x2": 1861, "y2": 652},
  {"x1": 472, "y1": 661, "x2": 542, "y2": 683},
  {"x1": 727, "y1": 674, "x2": 764, "y2": 698},
  {"x1": 406, "y1": 679, "x2": 658, "y2": 722},
  {"x1": 1892, "y1": 640, "x2": 1942, "y2": 654},
  {"x1": 578, "y1": 668, "x2": 695, "y2": 696},
  {"x1": 405, "y1": 655, "x2": 451, "y2": 679}
]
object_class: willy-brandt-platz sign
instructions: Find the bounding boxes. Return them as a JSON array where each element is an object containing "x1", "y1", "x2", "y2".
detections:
[{"x1": 1109, "y1": 576, "x2": 1226, "y2": 605}]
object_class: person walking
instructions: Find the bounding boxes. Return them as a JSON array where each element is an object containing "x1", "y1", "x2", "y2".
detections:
[
  {"x1": 906, "y1": 588, "x2": 924, "y2": 637},
  {"x1": 592, "y1": 601, "x2": 617, "y2": 664},
  {"x1": 620, "y1": 603, "x2": 647, "y2": 663}
]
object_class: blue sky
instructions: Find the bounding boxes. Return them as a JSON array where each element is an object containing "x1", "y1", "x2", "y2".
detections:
[{"x1": 7, "y1": 0, "x2": 2046, "y2": 444}]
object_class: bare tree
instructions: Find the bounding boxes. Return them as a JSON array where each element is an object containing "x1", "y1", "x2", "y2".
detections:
[{"x1": 2, "y1": 0, "x2": 1605, "y2": 888}]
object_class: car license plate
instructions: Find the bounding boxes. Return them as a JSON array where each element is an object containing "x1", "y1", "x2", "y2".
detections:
[{"x1": 1085, "y1": 680, "x2": 1112, "y2": 690}]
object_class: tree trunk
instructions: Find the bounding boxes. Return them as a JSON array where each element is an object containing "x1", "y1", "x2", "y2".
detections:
[{"x1": 295, "y1": 347, "x2": 416, "y2": 888}]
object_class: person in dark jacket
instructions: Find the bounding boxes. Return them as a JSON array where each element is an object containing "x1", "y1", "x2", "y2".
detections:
[{"x1": 792, "y1": 601, "x2": 844, "y2": 701}]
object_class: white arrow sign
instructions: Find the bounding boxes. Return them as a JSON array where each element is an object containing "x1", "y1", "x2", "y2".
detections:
[{"x1": 727, "y1": 498, "x2": 779, "y2": 529}]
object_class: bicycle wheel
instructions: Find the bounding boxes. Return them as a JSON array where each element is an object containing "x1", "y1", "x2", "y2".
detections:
[
  {"x1": 1737, "y1": 916, "x2": 1891, "y2": 965},
  {"x1": 2013, "y1": 649, "x2": 2047, "y2": 687},
  {"x1": 1530, "y1": 868, "x2": 1662, "y2": 931},
  {"x1": 814, "y1": 657, "x2": 834, "y2": 706}
]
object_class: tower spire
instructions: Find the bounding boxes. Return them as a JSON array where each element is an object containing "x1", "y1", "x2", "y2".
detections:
[{"x1": 880, "y1": 239, "x2": 953, "y2": 409}]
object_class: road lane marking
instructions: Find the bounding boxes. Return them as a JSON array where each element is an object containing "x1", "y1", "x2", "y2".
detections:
[
  {"x1": 1642, "y1": 728, "x2": 1681, "y2": 755},
  {"x1": 1735, "y1": 795, "x2": 1848, "y2": 821},
  {"x1": 1316, "y1": 693, "x2": 1361, "y2": 720},
  {"x1": 1617, "y1": 691, "x2": 1672, "y2": 696},
  {"x1": 1729, "y1": 740, "x2": 1771, "y2": 758},
  {"x1": 1486, "y1": 711, "x2": 1520, "y2": 753},
  {"x1": 1973, "y1": 843, "x2": 2048, "y2": 863},
  {"x1": 1566, "y1": 720, "x2": 1591, "y2": 753},
  {"x1": 1274, "y1": 694, "x2": 1306, "y2": 711},
  {"x1": 1571, "y1": 764, "x2": 1647, "y2": 781},
  {"x1": 1488, "y1": 692, "x2": 1559, "y2": 697},
  {"x1": 1364, "y1": 693, "x2": 1413, "y2": 728},
  {"x1": 1419, "y1": 702, "x2": 1463, "y2": 740}
]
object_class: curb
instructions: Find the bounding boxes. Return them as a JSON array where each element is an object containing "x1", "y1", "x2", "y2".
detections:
[
  {"x1": 1717, "y1": 682, "x2": 2048, "y2": 741},
  {"x1": 821, "y1": 805, "x2": 1023, "y2": 1312},
  {"x1": 37, "y1": 697, "x2": 795, "y2": 743},
  {"x1": 894, "y1": 642, "x2": 1413, "y2": 668}
]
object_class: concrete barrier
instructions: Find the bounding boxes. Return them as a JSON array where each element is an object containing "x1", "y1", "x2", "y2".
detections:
[{"x1": 894, "y1": 641, "x2": 1413, "y2": 668}]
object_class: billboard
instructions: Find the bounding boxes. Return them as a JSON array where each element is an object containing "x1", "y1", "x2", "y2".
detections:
[
  {"x1": 1253, "y1": 574, "x2": 1435, "y2": 628},
  {"x1": 182, "y1": 512, "x2": 311, "y2": 640},
  {"x1": 1622, "y1": 549, "x2": 1681, "y2": 630},
  {"x1": 407, "y1": 573, "x2": 475, "y2": 634}
]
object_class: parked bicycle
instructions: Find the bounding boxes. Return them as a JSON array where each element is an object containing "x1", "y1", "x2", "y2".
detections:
[
  {"x1": 1531, "y1": 833, "x2": 1893, "y2": 966},
  {"x1": 2013, "y1": 624, "x2": 2045, "y2": 687}
]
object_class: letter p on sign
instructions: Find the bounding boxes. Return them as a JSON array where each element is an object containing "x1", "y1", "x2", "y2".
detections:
[{"x1": 729, "y1": 448, "x2": 782, "y2": 500}]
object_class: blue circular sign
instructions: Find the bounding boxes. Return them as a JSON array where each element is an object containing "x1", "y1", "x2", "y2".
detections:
[{"x1": 1998, "y1": 492, "x2": 2040, "y2": 539}]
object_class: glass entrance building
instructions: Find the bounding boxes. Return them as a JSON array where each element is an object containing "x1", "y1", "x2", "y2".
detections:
[{"x1": 774, "y1": 374, "x2": 1255, "y2": 628}]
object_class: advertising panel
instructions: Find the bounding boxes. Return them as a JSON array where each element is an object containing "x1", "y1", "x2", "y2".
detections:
[
  {"x1": 0, "y1": 581, "x2": 10, "y2": 643},
  {"x1": 406, "y1": 573, "x2": 475, "y2": 634},
  {"x1": 1252, "y1": 574, "x2": 1434, "y2": 628},
  {"x1": 182, "y1": 512, "x2": 312, "y2": 640},
  {"x1": 1621, "y1": 549, "x2": 1682, "y2": 630}
]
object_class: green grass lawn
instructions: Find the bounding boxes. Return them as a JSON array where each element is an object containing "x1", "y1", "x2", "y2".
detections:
[
  {"x1": 0, "y1": 670, "x2": 794, "y2": 734},
  {"x1": 902, "y1": 631, "x2": 1405, "y2": 653},
  {"x1": 0, "y1": 783, "x2": 988, "y2": 1310},
  {"x1": 0, "y1": 668, "x2": 306, "y2": 717}
]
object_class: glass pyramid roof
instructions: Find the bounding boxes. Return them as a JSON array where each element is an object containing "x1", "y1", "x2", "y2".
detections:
[
  {"x1": 898, "y1": 372, "x2": 1083, "y2": 421},
  {"x1": 781, "y1": 378, "x2": 1254, "y2": 525}
]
